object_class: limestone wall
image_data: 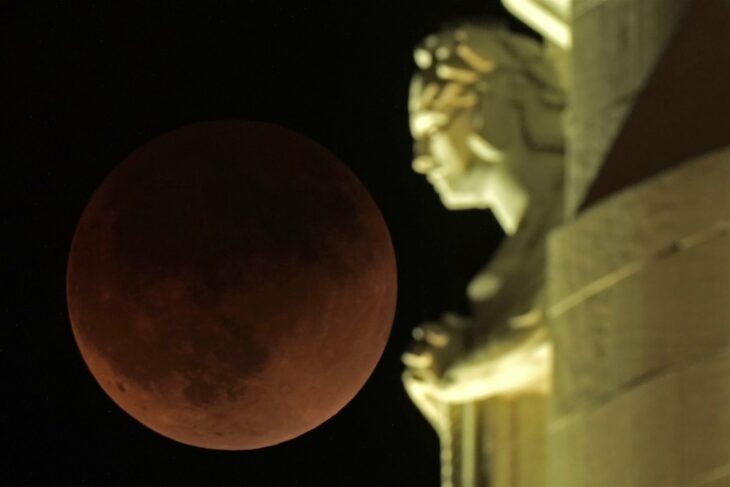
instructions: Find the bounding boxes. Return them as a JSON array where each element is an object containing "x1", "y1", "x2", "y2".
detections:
[{"x1": 546, "y1": 146, "x2": 730, "y2": 486}]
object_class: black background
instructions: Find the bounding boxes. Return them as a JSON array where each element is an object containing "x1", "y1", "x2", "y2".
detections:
[{"x1": 3, "y1": 1, "x2": 530, "y2": 485}]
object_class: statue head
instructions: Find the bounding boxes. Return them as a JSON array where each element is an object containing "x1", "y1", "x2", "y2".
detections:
[{"x1": 409, "y1": 24, "x2": 565, "y2": 234}]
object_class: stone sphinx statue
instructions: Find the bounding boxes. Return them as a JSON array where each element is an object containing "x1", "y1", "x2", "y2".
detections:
[
  {"x1": 403, "y1": 23, "x2": 566, "y2": 485},
  {"x1": 408, "y1": 23, "x2": 565, "y2": 335},
  {"x1": 404, "y1": 3, "x2": 727, "y2": 486}
]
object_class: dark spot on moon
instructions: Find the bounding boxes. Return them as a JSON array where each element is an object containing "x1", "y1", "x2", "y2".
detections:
[
  {"x1": 116, "y1": 381, "x2": 126, "y2": 392},
  {"x1": 182, "y1": 378, "x2": 217, "y2": 407}
]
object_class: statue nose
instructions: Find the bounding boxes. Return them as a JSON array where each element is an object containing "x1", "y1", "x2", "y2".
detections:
[{"x1": 412, "y1": 155, "x2": 437, "y2": 174}]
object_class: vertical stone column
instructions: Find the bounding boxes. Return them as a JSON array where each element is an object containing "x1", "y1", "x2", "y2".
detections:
[
  {"x1": 482, "y1": 395, "x2": 548, "y2": 487},
  {"x1": 435, "y1": 396, "x2": 548, "y2": 487},
  {"x1": 564, "y1": 0, "x2": 689, "y2": 216},
  {"x1": 546, "y1": 148, "x2": 730, "y2": 486}
]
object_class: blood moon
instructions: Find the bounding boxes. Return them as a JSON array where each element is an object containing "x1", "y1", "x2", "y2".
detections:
[{"x1": 66, "y1": 121, "x2": 397, "y2": 450}]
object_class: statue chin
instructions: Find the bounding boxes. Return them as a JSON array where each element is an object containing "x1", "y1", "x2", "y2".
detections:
[{"x1": 425, "y1": 164, "x2": 529, "y2": 235}]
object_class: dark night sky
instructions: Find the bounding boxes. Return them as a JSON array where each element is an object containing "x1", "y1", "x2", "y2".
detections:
[{"x1": 3, "y1": 1, "x2": 531, "y2": 485}]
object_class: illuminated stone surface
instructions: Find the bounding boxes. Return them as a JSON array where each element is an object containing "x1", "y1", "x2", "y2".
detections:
[{"x1": 547, "y1": 147, "x2": 730, "y2": 486}]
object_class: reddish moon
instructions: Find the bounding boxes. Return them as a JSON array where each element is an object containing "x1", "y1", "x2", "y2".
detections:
[{"x1": 66, "y1": 121, "x2": 397, "y2": 450}]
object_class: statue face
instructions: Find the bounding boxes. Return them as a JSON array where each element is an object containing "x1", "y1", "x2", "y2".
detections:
[
  {"x1": 408, "y1": 27, "x2": 514, "y2": 203},
  {"x1": 408, "y1": 25, "x2": 564, "y2": 234},
  {"x1": 408, "y1": 43, "x2": 526, "y2": 232},
  {"x1": 410, "y1": 90, "x2": 476, "y2": 188}
]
